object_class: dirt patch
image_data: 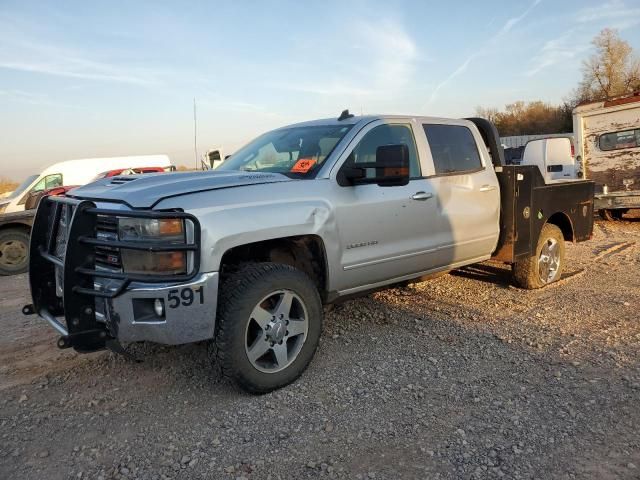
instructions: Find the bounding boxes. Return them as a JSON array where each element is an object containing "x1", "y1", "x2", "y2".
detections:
[{"x1": 1, "y1": 214, "x2": 639, "y2": 479}]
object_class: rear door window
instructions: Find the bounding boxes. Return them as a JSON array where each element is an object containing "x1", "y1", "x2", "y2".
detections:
[{"x1": 423, "y1": 124, "x2": 482, "y2": 175}]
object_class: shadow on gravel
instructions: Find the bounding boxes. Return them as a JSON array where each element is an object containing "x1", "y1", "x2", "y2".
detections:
[{"x1": 450, "y1": 263, "x2": 513, "y2": 287}]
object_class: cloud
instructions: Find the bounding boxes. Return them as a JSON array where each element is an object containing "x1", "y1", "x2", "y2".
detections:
[
  {"x1": 576, "y1": 0, "x2": 640, "y2": 26},
  {"x1": 426, "y1": 0, "x2": 541, "y2": 106},
  {"x1": 0, "y1": 89, "x2": 77, "y2": 108},
  {"x1": 525, "y1": 0, "x2": 640, "y2": 77},
  {"x1": 525, "y1": 31, "x2": 590, "y2": 77},
  {"x1": 273, "y1": 18, "x2": 418, "y2": 100},
  {"x1": 0, "y1": 15, "x2": 162, "y2": 86}
]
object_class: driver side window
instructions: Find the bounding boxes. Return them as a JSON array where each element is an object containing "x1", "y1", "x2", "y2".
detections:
[{"x1": 344, "y1": 124, "x2": 420, "y2": 178}]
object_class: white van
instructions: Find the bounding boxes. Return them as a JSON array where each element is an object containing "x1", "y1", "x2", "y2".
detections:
[
  {"x1": 520, "y1": 136, "x2": 579, "y2": 183},
  {"x1": 0, "y1": 155, "x2": 172, "y2": 214}
]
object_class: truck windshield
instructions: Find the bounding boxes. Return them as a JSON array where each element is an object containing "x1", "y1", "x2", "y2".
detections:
[
  {"x1": 3, "y1": 174, "x2": 38, "y2": 200},
  {"x1": 217, "y1": 125, "x2": 353, "y2": 177}
]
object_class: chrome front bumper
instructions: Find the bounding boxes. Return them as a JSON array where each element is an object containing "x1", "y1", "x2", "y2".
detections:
[{"x1": 100, "y1": 272, "x2": 219, "y2": 345}]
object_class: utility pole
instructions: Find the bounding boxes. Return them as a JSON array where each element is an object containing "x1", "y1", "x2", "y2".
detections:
[{"x1": 193, "y1": 97, "x2": 198, "y2": 170}]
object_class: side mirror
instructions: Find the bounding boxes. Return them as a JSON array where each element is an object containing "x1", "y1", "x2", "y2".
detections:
[
  {"x1": 342, "y1": 144, "x2": 410, "y2": 187},
  {"x1": 24, "y1": 191, "x2": 44, "y2": 210}
]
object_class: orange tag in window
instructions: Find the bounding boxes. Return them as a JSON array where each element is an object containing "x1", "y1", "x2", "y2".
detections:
[{"x1": 290, "y1": 158, "x2": 317, "y2": 173}]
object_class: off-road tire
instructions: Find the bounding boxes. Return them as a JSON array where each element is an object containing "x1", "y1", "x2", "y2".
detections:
[
  {"x1": 210, "y1": 263, "x2": 323, "y2": 393},
  {"x1": 513, "y1": 224, "x2": 565, "y2": 289},
  {"x1": 0, "y1": 228, "x2": 30, "y2": 275}
]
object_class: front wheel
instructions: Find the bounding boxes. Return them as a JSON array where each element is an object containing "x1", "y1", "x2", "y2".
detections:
[
  {"x1": 0, "y1": 228, "x2": 30, "y2": 275},
  {"x1": 211, "y1": 263, "x2": 323, "y2": 393},
  {"x1": 513, "y1": 224, "x2": 565, "y2": 289}
]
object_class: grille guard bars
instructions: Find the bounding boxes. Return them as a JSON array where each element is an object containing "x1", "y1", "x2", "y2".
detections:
[{"x1": 24, "y1": 195, "x2": 202, "y2": 353}]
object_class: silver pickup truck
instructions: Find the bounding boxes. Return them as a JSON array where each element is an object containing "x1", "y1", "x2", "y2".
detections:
[{"x1": 24, "y1": 112, "x2": 594, "y2": 392}]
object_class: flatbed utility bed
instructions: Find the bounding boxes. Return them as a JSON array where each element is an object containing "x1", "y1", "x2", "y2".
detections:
[{"x1": 492, "y1": 165, "x2": 594, "y2": 264}]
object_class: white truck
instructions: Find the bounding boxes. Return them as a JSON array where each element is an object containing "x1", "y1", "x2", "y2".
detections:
[
  {"x1": 0, "y1": 155, "x2": 172, "y2": 215},
  {"x1": 24, "y1": 113, "x2": 594, "y2": 393},
  {"x1": 0, "y1": 155, "x2": 172, "y2": 275},
  {"x1": 573, "y1": 92, "x2": 640, "y2": 220}
]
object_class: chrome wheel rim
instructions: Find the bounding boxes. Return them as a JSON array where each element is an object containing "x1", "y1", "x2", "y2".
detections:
[
  {"x1": 538, "y1": 238, "x2": 560, "y2": 284},
  {"x1": 0, "y1": 239, "x2": 27, "y2": 267},
  {"x1": 244, "y1": 289, "x2": 308, "y2": 373}
]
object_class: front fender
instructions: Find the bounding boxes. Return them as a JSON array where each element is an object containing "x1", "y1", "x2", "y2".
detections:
[{"x1": 154, "y1": 184, "x2": 341, "y2": 291}]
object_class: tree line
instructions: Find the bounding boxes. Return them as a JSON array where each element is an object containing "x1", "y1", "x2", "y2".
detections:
[{"x1": 477, "y1": 29, "x2": 640, "y2": 137}]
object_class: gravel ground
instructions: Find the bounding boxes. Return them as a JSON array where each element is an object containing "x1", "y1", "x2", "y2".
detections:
[{"x1": 1, "y1": 216, "x2": 639, "y2": 480}]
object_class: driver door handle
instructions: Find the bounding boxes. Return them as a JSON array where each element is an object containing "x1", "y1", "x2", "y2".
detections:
[
  {"x1": 411, "y1": 191, "x2": 433, "y2": 201},
  {"x1": 479, "y1": 185, "x2": 497, "y2": 192}
]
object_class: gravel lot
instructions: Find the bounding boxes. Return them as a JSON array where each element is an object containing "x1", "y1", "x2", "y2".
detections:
[{"x1": 1, "y1": 216, "x2": 639, "y2": 480}]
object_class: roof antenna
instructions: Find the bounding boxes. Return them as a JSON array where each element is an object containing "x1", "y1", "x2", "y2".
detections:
[
  {"x1": 193, "y1": 97, "x2": 198, "y2": 170},
  {"x1": 338, "y1": 109, "x2": 354, "y2": 121}
]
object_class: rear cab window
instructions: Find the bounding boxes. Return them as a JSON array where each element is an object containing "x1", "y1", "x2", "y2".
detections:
[{"x1": 422, "y1": 124, "x2": 483, "y2": 175}]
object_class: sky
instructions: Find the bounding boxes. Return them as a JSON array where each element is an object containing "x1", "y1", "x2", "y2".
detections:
[{"x1": 1, "y1": 0, "x2": 640, "y2": 181}]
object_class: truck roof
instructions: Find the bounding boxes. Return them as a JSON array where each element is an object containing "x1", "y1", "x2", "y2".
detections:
[
  {"x1": 277, "y1": 114, "x2": 475, "y2": 130},
  {"x1": 573, "y1": 92, "x2": 640, "y2": 113}
]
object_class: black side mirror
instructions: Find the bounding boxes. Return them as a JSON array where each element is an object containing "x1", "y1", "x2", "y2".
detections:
[{"x1": 342, "y1": 144, "x2": 410, "y2": 187}]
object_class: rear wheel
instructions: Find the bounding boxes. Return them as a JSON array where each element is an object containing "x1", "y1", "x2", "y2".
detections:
[
  {"x1": 599, "y1": 209, "x2": 625, "y2": 221},
  {"x1": 211, "y1": 263, "x2": 323, "y2": 393},
  {"x1": 513, "y1": 224, "x2": 565, "y2": 289},
  {"x1": 0, "y1": 229, "x2": 30, "y2": 275}
]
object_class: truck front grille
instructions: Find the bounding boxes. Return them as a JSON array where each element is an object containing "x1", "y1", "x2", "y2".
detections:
[
  {"x1": 54, "y1": 204, "x2": 74, "y2": 297},
  {"x1": 94, "y1": 215, "x2": 122, "y2": 270}
]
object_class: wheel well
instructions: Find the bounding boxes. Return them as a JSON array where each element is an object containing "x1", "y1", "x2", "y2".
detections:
[
  {"x1": 220, "y1": 235, "x2": 328, "y2": 299},
  {"x1": 547, "y1": 212, "x2": 574, "y2": 242},
  {"x1": 0, "y1": 223, "x2": 31, "y2": 236}
]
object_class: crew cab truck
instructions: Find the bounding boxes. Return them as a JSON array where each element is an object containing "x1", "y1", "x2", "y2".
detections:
[{"x1": 23, "y1": 113, "x2": 594, "y2": 393}]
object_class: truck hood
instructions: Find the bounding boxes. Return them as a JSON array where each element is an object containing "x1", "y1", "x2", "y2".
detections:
[{"x1": 69, "y1": 170, "x2": 294, "y2": 209}]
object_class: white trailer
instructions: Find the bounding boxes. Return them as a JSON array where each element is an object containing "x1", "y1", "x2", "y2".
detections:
[{"x1": 573, "y1": 93, "x2": 640, "y2": 220}]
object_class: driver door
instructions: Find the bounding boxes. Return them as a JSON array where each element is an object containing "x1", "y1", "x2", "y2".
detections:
[{"x1": 330, "y1": 120, "x2": 445, "y2": 293}]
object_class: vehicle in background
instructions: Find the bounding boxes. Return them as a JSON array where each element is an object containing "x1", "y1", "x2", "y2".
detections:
[
  {"x1": 503, "y1": 145, "x2": 525, "y2": 165},
  {"x1": 24, "y1": 185, "x2": 78, "y2": 211},
  {"x1": 501, "y1": 133, "x2": 575, "y2": 150},
  {"x1": 520, "y1": 137, "x2": 580, "y2": 183},
  {"x1": 0, "y1": 155, "x2": 172, "y2": 215},
  {"x1": 25, "y1": 112, "x2": 594, "y2": 393},
  {"x1": 573, "y1": 92, "x2": 640, "y2": 220},
  {"x1": 0, "y1": 186, "x2": 79, "y2": 275},
  {"x1": 201, "y1": 148, "x2": 227, "y2": 170},
  {"x1": 90, "y1": 165, "x2": 175, "y2": 182},
  {"x1": 0, "y1": 156, "x2": 173, "y2": 275}
]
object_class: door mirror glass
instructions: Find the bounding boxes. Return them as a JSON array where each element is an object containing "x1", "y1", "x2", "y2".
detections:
[{"x1": 343, "y1": 144, "x2": 410, "y2": 187}]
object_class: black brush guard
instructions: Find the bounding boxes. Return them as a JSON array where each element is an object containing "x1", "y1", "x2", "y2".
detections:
[{"x1": 24, "y1": 195, "x2": 200, "y2": 353}]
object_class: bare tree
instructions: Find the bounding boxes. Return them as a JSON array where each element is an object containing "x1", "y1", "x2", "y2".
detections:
[
  {"x1": 575, "y1": 28, "x2": 640, "y2": 103},
  {"x1": 476, "y1": 101, "x2": 572, "y2": 136}
]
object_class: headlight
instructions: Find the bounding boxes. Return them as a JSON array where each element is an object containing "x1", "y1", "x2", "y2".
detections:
[
  {"x1": 120, "y1": 250, "x2": 187, "y2": 275},
  {"x1": 118, "y1": 218, "x2": 185, "y2": 243},
  {"x1": 118, "y1": 217, "x2": 188, "y2": 275},
  {"x1": 0, "y1": 203, "x2": 8, "y2": 214}
]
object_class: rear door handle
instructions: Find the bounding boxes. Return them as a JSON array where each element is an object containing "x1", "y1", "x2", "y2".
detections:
[
  {"x1": 479, "y1": 185, "x2": 497, "y2": 192},
  {"x1": 411, "y1": 191, "x2": 433, "y2": 201}
]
